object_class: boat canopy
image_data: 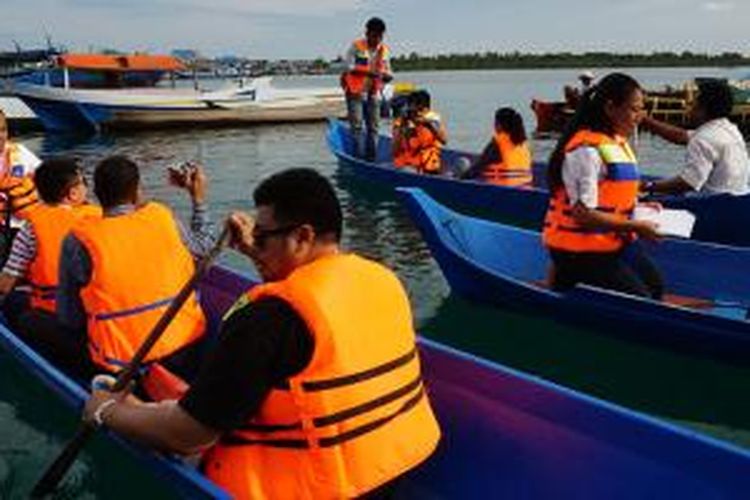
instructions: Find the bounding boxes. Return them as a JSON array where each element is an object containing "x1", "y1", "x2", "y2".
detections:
[{"x1": 55, "y1": 54, "x2": 185, "y2": 72}]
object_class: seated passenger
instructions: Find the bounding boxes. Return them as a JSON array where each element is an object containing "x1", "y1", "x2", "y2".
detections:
[
  {"x1": 406, "y1": 90, "x2": 447, "y2": 174},
  {"x1": 543, "y1": 73, "x2": 663, "y2": 299},
  {"x1": 391, "y1": 92, "x2": 417, "y2": 168},
  {"x1": 84, "y1": 168, "x2": 441, "y2": 500},
  {"x1": 0, "y1": 109, "x2": 42, "y2": 260},
  {"x1": 0, "y1": 158, "x2": 100, "y2": 375},
  {"x1": 56, "y1": 156, "x2": 214, "y2": 399},
  {"x1": 462, "y1": 107, "x2": 533, "y2": 186},
  {"x1": 640, "y1": 80, "x2": 750, "y2": 196}
]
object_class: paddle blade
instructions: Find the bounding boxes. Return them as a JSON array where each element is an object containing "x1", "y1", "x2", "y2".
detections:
[{"x1": 31, "y1": 422, "x2": 96, "y2": 498}]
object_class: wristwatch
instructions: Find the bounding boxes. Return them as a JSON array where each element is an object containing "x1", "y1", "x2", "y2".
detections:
[{"x1": 643, "y1": 180, "x2": 656, "y2": 194}]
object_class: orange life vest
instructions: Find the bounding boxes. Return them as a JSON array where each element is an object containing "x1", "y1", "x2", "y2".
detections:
[
  {"x1": 482, "y1": 132, "x2": 533, "y2": 186},
  {"x1": 341, "y1": 38, "x2": 389, "y2": 96},
  {"x1": 26, "y1": 203, "x2": 102, "y2": 312},
  {"x1": 72, "y1": 202, "x2": 205, "y2": 375},
  {"x1": 407, "y1": 111, "x2": 443, "y2": 174},
  {"x1": 0, "y1": 143, "x2": 39, "y2": 221},
  {"x1": 542, "y1": 130, "x2": 640, "y2": 253},
  {"x1": 203, "y1": 253, "x2": 441, "y2": 500},
  {"x1": 392, "y1": 117, "x2": 417, "y2": 168}
]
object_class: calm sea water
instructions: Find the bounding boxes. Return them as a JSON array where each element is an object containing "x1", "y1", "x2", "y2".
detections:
[{"x1": 1, "y1": 67, "x2": 749, "y2": 498}]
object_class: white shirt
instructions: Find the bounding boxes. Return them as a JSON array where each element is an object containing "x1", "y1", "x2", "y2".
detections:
[
  {"x1": 680, "y1": 118, "x2": 750, "y2": 195},
  {"x1": 561, "y1": 146, "x2": 608, "y2": 208}
]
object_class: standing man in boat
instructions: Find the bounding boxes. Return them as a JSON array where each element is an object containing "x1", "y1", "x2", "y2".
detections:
[
  {"x1": 83, "y1": 168, "x2": 441, "y2": 499},
  {"x1": 543, "y1": 73, "x2": 664, "y2": 299},
  {"x1": 0, "y1": 158, "x2": 100, "y2": 373},
  {"x1": 640, "y1": 79, "x2": 750, "y2": 196},
  {"x1": 341, "y1": 17, "x2": 394, "y2": 160},
  {"x1": 56, "y1": 155, "x2": 214, "y2": 398},
  {"x1": 461, "y1": 107, "x2": 532, "y2": 186}
]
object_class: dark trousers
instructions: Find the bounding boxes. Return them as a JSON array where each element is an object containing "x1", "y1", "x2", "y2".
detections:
[
  {"x1": 3, "y1": 293, "x2": 208, "y2": 390},
  {"x1": 9, "y1": 302, "x2": 95, "y2": 380},
  {"x1": 549, "y1": 242, "x2": 664, "y2": 300}
]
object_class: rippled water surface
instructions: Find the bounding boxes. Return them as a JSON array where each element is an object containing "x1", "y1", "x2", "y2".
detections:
[{"x1": 1, "y1": 67, "x2": 749, "y2": 497}]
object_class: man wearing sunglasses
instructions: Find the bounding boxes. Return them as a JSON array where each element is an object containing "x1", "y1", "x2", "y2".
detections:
[{"x1": 85, "y1": 168, "x2": 441, "y2": 499}]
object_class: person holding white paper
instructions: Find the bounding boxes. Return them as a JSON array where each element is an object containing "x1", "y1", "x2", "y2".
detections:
[
  {"x1": 543, "y1": 73, "x2": 664, "y2": 300},
  {"x1": 640, "y1": 80, "x2": 749, "y2": 196}
]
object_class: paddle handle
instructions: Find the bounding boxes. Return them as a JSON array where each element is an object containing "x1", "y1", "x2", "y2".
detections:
[
  {"x1": 31, "y1": 423, "x2": 96, "y2": 498},
  {"x1": 31, "y1": 226, "x2": 230, "y2": 498},
  {"x1": 113, "y1": 226, "x2": 229, "y2": 392}
]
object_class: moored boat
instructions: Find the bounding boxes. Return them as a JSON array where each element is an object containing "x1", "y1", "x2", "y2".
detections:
[
  {"x1": 12, "y1": 54, "x2": 345, "y2": 132},
  {"x1": 398, "y1": 187, "x2": 750, "y2": 366},
  {"x1": 327, "y1": 119, "x2": 750, "y2": 247},
  {"x1": 1, "y1": 264, "x2": 749, "y2": 497}
]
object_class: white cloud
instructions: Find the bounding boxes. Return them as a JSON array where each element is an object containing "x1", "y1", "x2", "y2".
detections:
[{"x1": 702, "y1": 1, "x2": 734, "y2": 11}]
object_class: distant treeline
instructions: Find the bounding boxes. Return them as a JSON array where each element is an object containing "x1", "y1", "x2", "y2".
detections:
[{"x1": 391, "y1": 51, "x2": 750, "y2": 71}]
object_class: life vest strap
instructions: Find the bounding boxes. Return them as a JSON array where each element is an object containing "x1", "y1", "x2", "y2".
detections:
[
  {"x1": 223, "y1": 387, "x2": 426, "y2": 449},
  {"x1": 300, "y1": 347, "x2": 417, "y2": 392},
  {"x1": 93, "y1": 295, "x2": 175, "y2": 321}
]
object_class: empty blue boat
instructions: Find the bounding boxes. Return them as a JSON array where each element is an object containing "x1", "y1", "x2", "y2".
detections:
[
  {"x1": 1, "y1": 265, "x2": 748, "y2": 497},
  {"x1": 327, "y1": 119, "x2": 750, "y2": 247}
]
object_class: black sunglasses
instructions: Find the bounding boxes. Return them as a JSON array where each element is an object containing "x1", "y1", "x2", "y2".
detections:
[{"x1": 252, "y1": 224, "x2": 300, "y2": 248}]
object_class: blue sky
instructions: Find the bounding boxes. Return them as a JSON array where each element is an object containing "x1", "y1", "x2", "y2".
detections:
[{"x1": 0, "y1": 0, "x2": 747, "y2": 59}]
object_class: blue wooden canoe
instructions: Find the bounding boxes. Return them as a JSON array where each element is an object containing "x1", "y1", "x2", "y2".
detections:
[
  {"x1": 327, "y1": 118, "x2": 750, "y2": 247},
  {"x1": 398, "y1": 187, "x2": 750, "y2": 366},
  {"x1": 1, "y1": 265, "x2": 749, "y2": 497}
]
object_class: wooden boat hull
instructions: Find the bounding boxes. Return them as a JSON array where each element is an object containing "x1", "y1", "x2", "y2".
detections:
[
  {"x1": 327, "y1": 119, "x2": 750, "y2": 247},
  {"x1": 1, "y1": 264, "x2": 748, "y2": 497},
  {"x1": 398, "y1": 187, "x2": 750, "y2": 365}
]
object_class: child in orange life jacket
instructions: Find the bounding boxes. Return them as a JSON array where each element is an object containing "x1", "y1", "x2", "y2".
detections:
[
  {"x1": 0, "y1": 158, "x2": 100, "y2": 376},
  {"x1": 405, "y1": 90, "x2": 448, "y2": 174}
]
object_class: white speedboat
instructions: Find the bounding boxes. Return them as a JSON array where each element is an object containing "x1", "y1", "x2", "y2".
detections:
[{"x1": 12, "y1": 54, "x2": 345, "y2": 132}]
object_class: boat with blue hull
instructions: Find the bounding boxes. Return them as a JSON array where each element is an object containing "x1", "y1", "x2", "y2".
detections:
[
  {"x1": 398, "y1": 187, "x2": 750, "y2": 366},
  {"x1": 2, "y1": 264, "x2": 749, "y2": 497},
  {"x1": 13, "y1": 55, "x2": 345, "y2": 133},
  {"x1": 327, "y1": 119, "x2": 750, "y2": 247}
]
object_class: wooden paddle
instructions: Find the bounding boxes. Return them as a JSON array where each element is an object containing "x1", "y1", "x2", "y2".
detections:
[{"x1": 31, "y1": 226, "x2": 231, "y2": 498}]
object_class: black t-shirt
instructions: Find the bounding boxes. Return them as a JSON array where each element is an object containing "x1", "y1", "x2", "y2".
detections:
[{"x1": 179, "y1": 297, "x2": 314, "y2": 432}]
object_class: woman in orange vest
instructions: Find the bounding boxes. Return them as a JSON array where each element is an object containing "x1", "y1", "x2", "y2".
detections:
[
  {"x1": 0, "y1": 158, "x2": 100, "y2": 375},
  {"x1": 542, "y1": 73, "x2": 663, "y2": 299},
  {"x1": 83, "y1": 168, "x2": 441, "y2": 499},
  {"x1": 341, "y1": 17, "x2": 393, "y2": 160},
  {"x1": 461, "y1": 107, "x2": 533, "y2": 186}
]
